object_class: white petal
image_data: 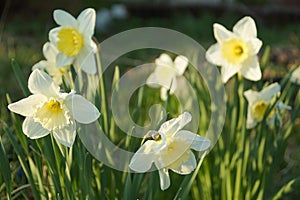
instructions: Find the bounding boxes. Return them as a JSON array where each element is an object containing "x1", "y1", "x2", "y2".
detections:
[
  {"x1": 146, "y1": 73, "x2": 161, "y2": 88},
  {"x1": 8, "y1": 94, "x2": 46, "y2": 117},
  {"x1": 158, "y1": 168, "x2": 170, "y2": 191},
  {"x1": 160, "y1": 87, "x2": 168, "y2": 101},
  {"x1": 129, "y1": 140, "x2": 158, "y2": 172},
  {"x1": 240, "y1": 56, "x2": 262, "y2": 81},
  {"x1": 49, "y1": 27, "x2": 60, "y2": 44},
  {"x1": 278, "y1": 102, "x2": 291, "y2": 110},
  {"x1": 205, "y1": 43, "x2": 223, "y2": 66},
  {"x1": 76, "y1": 46, "x2": 97, "y2": 74},
  {"x1": 53, "y1": 9, "x2": 77, "y2": 27},
  {"x1": 174, "y1": 130, "x2": 211, "y2": 152},
  {"x1": 28, "y1": 69, "x2": 60, "y2": 96},
  {"x1": 246, "y1": 107, "x2": 257, "y2": 129},
  {"x1": 43, "y1": 42, "x2": 58, "y2": 61},
  {"x1": 53, "y1": 121, "x2": 76, "y2": 147},
  {"x1": 159, "y1": 112, "x2": 192, "y2": 136},
  {"x1": 56, "y1": 53, "x2": 74, "y2": 68},
  {"x1": 22, "y1": 117, "x2": 49, "y2": 139},
  {"x1": 248, "y1": 38, "x2": 262, "y2": 55},
  {"x1": 244, "y1": 89, "x2": 259, "y2": 104},
  {"x1": 32, "y1": 60, "x2": 49, "y2": 70},
  {"x1": 290, "y1": 67, "x2": 300, "y2": 84},
  {"x1": 155, "y1": 53, "x2": 173, "y2": 66},
  {"x1": 221, "y1": 65, "x2": 239, "y2": 83},
  {"x1": 78, "y1": 8, "x2": 96, "y2": 36},
  {"x1": 233, "y1": 16, "x2": 257, "y2": 38},
  {"x1": 260, "y1": 83, "x2": 281, "y2": 102},
  {"x1": 174, "y1": 55, "x2": 188, "y2": 76},
  {"x1": 213, "y1": 23, "x2": 234, "y2": 43},
  {"x1": 67, "y1": 94, "x2": 100, "y2": 124},
  {"x1": 169, "y1": 151, "x2": 196, "y2": 175}
]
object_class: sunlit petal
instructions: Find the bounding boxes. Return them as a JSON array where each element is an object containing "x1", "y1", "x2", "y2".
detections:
[
  {"x1": 159, "y1": 112, "x2": 192, "y2": 136},
  {"x1": 233, "y1": 16, "x2": 257, "y2": 38},
  {"x1": 22, "y1": 117, "x2": 49, "y2": 139},
  {"x1": 53, "y1": 120, "x2": 76, "y2": 147},
  {"x1": 53, "y1": 9, "x2": 77, "y2": 27}
]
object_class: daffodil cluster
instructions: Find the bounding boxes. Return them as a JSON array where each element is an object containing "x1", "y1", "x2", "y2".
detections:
[{"x1": 8, "y1": 8, "x2": 100, "y2": 147}]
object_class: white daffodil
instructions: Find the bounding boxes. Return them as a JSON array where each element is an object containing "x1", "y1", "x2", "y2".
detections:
[
  {"x1": 146, "y1": 53, "x2": 188, "y2": 100},
  {"x1": 32, "y1": 42, "x2": 70, "y2": 85},
  {"x1": 244, "y1": 83, "x2": 291, "y2": 129},
  {"x1": 49, "y1": 8, "x2": 97, "y2": 74},
  {"x1": 290, "y1": 66, "x2": 300, "y2": 85},
  {"x1": 8, "y1": 69, "x2": 100, "y2": 147},
  {"x1": 206, "y1": 16, "x2": 263, "y2": 83},
  {"x1": 129, "y1": 112, "x2": 210, "y2": 190}
]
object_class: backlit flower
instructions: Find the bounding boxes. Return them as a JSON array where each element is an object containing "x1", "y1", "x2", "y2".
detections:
[
  {"x1": 8, "y1": 69, "x2": 100, "y2": 147},
  {"x1": 290, "y1": 66, "x2": 300, "y2": 85},
  {"x1": 206, "y1": 16, "x2": 263, "y2": 83},
  {"x1": 146, "y1": 53, "x2": 188, "y2": 100},
  {"x1": 129, "y1": 112, "x2": 210, "y2": 190},
  {"x1": 244, "y1": 83, "x2": 291, "y2": 129},
  {"x1": 49, "y1": 8, "x2": 97, "y2": 74},
  {"x1": 32, "y1": 42, "x2": 70, "y2": 85}
]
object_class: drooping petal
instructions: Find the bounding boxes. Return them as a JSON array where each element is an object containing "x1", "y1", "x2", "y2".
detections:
[
  {"x1": 78, "y1": 8, "x2": 96, "y2": 36},
  {"x1": 244, "y1": 89, "x2": 259, "y2": 104},
  {"x1": 221, "y1": 65, "x2": 239, "y2": 83},
  {"x1": 28, "y1": 69, "x2": 60, "y2": 97},
  {"x1": 8, "y1": 94, "x2": 47, "y2": 117},
  {"x1": 174, "y1": 130, "x2": 211, "y2": 152},
  {"x1": 75, "y1": 46, "x2": 97, "y2": 74},
  {"x1": 159, "y1": 112, "x2": 192, "y2": 136},
  {"x1": 53, "y1": 9, "x2": 77, "y2": 27},
  {"x1": 22, "y1": 117, "x2": 49, "y2": 139},
  {"x1": 174, "y1": 55, "x2": 188, "y2": 76},
  {"x1": 43, "y1": 42, "x2": 58, "y2": 61},
  {"x1": 248, "y1": 38, "x2": 262, "y2": 55},
  {"x1": 56, "y1": 53, "x2": 74, "y2": 68},
  {"x1": 260, "y1": 83, "x2": 281, "y2": 102},
  {"x1": 53, "y1": 121, "x2": 76, "y2": 147},
  {"x1": 205, "y1": 43, "x2": 223, "y2": 66},
  {"x1": 66, "y1": 94, "x2": 100, "y2": 124},
  {"x1": 129, "y1": 140, "x2": 159, "y2": 172},
  {"x1": 233, "y1": 16, "x2": 257, "y2": 39},
  {"x1": 278, "y1": 102, "x2": 292, "y2": 111},
  {"x1": 160, "y1": 87, "x2": 168, "y2": 101},
  {"x1": 169, "y1": 150, "x2": 196, "y2": 175},
  {"x1": 158, "y1": 168, "x2": 170, "y2": 191},
  {"x1": 240, "y1": 56, "x2": 262, "y2": 81},
  {"x1": 213, "y1": 23, "x2": 234, "y2": 43}
]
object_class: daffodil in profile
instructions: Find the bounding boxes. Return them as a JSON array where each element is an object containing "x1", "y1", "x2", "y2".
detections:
[
  {"x1": 49, "y1": 8, "x2": 97, "y2": 74},
  {"x1": 290, "y1": 66, "x2": 300, "y2": 85},
  {"x1": 244, "y1": 83, "x2": 291, "y2": 129},
  {"x1": 146, "y1": 53, "x2": 188, "y2": 100},
  {"x1": 8, "y1": 69, "x2": 100, "y2": 147},
  {"x1": 129, "y1": 112, "x2": 210, "y2": 190},
  {"x1": 32, "y1": 42, "x2": 70, "y2": 85},
  {"x1": 206, "y1": 16, "x2": 263, "y2": 83}
]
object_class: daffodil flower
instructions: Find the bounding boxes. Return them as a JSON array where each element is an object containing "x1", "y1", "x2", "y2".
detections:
[
  {"x1": 146, "y1": 53, "x2": 188, "y2": 100},
  {"x1": 129, "y1": 112, "x2": 210, "y2": 190},
  {"x1": 244, "y1": 83, "x2": 291, "y2": 129},
  {"x1": 49, "y1": 8, "x2": 97, "y2": 74},
  {"x1": 8, "y1": 69, "x2": 100, "y2": 147},
  {"x1": 290, "y1": 66, "x2": 300, "y2": 85},
  {"x1": 32, "y1": 42, "x2": 70, "y2": 85},
  {"x1": 206, "y1": 16, "x2": 263, "y2": 83}
]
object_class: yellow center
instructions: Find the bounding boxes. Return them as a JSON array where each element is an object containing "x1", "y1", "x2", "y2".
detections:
[
  {"x1": 34, "y1": 99, "x2": 69, "y2": 130},
  {"x1": 252, "y1": 100, "x2": 275, "y2": 122},
  {"x1": 57, "y1": 28, "x2": 84, "y2": 57},
  {"x1": 221, "y1": 38, "x2": 248, "y2": 65}
]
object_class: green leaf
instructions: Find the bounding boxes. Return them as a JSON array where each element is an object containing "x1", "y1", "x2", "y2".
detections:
[
  {"x1": 11, "y1": 59, "x2": 30, "y2": 96},
  {"x1": 0, "y1": 135, "x2": 12, "y2": 199}
]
